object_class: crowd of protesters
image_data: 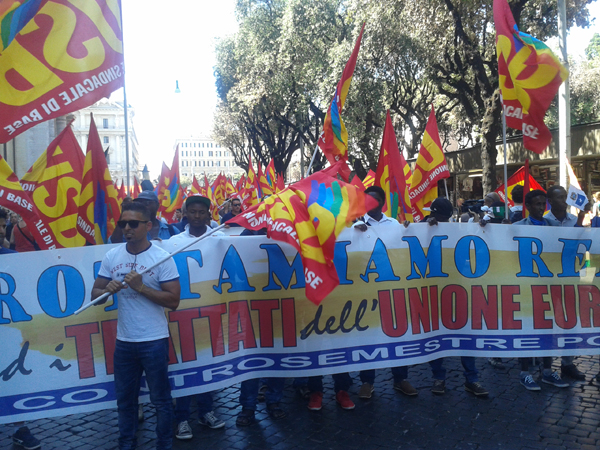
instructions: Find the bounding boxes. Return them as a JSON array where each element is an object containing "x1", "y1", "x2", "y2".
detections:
[{"x1": 3, "y1": 182, "x2": 600, "y2": 450}]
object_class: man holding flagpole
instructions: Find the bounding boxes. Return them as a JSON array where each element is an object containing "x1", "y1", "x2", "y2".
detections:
[{"x1": 92, "y1": 202, "x2": 181, "y2": 450}]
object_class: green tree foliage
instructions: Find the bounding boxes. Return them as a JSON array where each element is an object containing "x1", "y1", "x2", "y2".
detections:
[{"x1": 214, "y1": 0, "x2": 594, "y2": 191}]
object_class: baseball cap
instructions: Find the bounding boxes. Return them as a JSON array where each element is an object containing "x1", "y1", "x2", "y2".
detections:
[
  {"x1": 134, "y1": 190, "x2": 159, "y2": 203},
  {"x1": 185, "y1": 195, "x2": 211, "y2": 209},
  {"x1": 430, "y1": 198, "x2": 453, "y2": 218}
]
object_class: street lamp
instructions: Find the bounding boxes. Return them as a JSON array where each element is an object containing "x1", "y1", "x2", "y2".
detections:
[
  {"x1": 142, "y1": 164, "x2": 150, "y2": 181},
  {"x1": 175, "y1": 80, "x2": 180, "y2": 94}
]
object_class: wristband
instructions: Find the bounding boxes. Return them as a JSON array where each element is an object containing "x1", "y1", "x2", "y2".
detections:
[{"x1": 138, "y1": 284, "x2": 146, "y2": 295}]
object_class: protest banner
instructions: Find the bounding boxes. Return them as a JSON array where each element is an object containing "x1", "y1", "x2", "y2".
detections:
[{"x1": 1, "y1": 223, "x2": 600, "y2": 424}]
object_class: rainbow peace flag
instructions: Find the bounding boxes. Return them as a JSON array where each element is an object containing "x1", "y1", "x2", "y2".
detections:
[
  {"x1": 227, "y1": 161, "x2": 377, "y2": 304},
  {"x1": 318, "y1": 23, "x2": 365, "y2": 164},
  {"x1": 494, "y1": 0, "x2": 568, "y2": 154},
  {"x1": 0, "y1": 0, "x2": 41, "y2": 52}
]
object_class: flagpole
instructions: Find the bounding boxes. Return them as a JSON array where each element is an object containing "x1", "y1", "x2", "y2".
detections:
[
  {"x1": 558, "y1": 0, "x2": 571, "y2": 189},
  {"x1": 74, "y1": 224, "x2": 227, "y2": 315},
  {"x1": 119, "y1": 2, "x2": 131, "y2": 197},
  {"x1": 501, "y1": 94, "x2": 509, "y2": 220},
  {"x1": 306, "y1": 143, "x2": 319, "y2": 175},
  {"x1": 443, "y1": 179, "x2": 449, "y2": 199}
]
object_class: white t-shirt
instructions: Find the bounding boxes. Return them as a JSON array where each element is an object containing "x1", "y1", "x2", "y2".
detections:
[
  {"x1": 98, "y1": 243, "x2": 180, "y2": 342},
  {"x1": 353, "y1": 213, "x2": 400, "y2": 229}
]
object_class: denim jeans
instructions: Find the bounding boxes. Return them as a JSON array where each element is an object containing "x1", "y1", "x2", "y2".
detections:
[
  {"x1": 114, "y1": 338, "x2": 173, "y2": 450},
  {"x1": 308, "y1": 373, "x2": 352, "y2": 393},
  {"x1": 429, "y1": 357, "x2": 478, "y2": 383},
  {"x1": 175, "y1": 393, "x2": 213, "y2": 423},
  {"x1": 239, "y1": 378, "x2": 285, "y2": 410}
]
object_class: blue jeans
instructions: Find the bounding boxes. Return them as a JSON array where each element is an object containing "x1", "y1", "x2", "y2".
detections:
[
  {"x1": 359, "y1": 367, "x2": 409, "y2": 384},
  {"x1": 114, "y1": 338, "x2": 173, "y2": 450},
  {"x1": 429, "y1": 357, "x2": 478, "y2": 383},
  {"x1": 308, "y1": 373, "x2": 352, "y2": 393},
  {"x1": 239, "y1": 378, "x2": 285, "y2": 410},
  {"x1": 175, "y1": 393, "x2": 213, "y2": 423}
]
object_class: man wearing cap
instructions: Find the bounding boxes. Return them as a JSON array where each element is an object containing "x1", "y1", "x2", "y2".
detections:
[
  {"x1": 353, "y1": 186, "x2": 418, "y2": 399},
  {"x1": 165, "y1": 196, "x2": 226, "y2": 440},
  {"x1": 111, "y1": 191, "x2": 180, "y2": 242},
  {"x1": 408, "y1": 197, "x2": 489, "y2": 397}
]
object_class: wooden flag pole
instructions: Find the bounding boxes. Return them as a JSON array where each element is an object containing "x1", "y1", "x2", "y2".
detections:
[{"x1": 501, "y1": 94, "x2": 509, "y2": 220}]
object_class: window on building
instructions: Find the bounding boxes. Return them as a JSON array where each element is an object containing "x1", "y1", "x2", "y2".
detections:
[
  {"x1": 106, "y1": 153, "x2": 110, "y2": 164},
  {"x1": 194, "y1": 161, "x2": 197, "y2": 166},
  {"x1": 209, "y1": 151, "x2": 213, "y2": 157},
  {"x1": 103, "y1": 118, "x2": 108, "y2": 129},
  {"x1": 217, "y1": 161, "x2": 220, "y2": 167},
  {"x1": 103, "y1": 136, "x2": 109, "y2": 144},
  {"x1": 200, "y1": 151, "x2": 203, "y2": 157},
  {"x1": 202, "y1": 143, "x2": 204, "y2": 148},
  {"x1": 194, "y1": 143, "x2": 196, "y2": 147},
  {"x1": 194, "y1": 151, "x2": 196, "y2": 156},
  {"x1": 211, "y1": 143, "x2": 213, "y2": 148},
  {"x1": 182, "y1": 149, "x2": 185, "y2": 156}
]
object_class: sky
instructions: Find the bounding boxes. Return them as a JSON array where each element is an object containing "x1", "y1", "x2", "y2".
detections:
[{"x1": 114, "y1": 0, "x2": 600, "y2": 179}]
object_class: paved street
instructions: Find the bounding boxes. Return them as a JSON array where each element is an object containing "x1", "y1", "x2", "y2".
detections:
[{"x1": 2, "y1": 355, "x2": 600, "y2": 450}]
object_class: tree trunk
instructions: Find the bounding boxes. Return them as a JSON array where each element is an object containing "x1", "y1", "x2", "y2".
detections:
[{"x1": 480, "y1": 89, "x2": 502, "y2": 194}]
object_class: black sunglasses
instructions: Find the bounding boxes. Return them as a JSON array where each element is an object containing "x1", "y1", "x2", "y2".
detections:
[
  {"x1": 117, "y1": 220, "x2": 149, "y2": 229},
  {"x1": 232, "y1": 203, "x2": 241, "y2": 207}
]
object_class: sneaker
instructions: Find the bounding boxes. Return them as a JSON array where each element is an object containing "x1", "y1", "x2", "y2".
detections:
[
  {"x1": 175, "y1": 421, "x2": 193, "y2": 440},
  {"x1": 12, "y1": 427, "x2": 41, "y2": 450},
  {"x1": 358, "y1": 382, "x2": 374, "y2": 399},
  {"x1": 561, "y1": 364, "x2": 586, "y2": 381},
  {"x1": 393, "y1": 379, "x2": 418, "y2": 396},
  {"x1": 138, "y1": 403, "x2": 144, "y2": 422},
  {"x1": 199, "y1": 411, "x2": 225, "y2": 429},
  {"x1": 542, "y1": 371, "x2": 569, "y2": 388},
  {"x1": 520, "y1": 374, "x2": 541, "y2": 391},
  {"x1": 296, "y1": 385, "x2": 311, "y2": 399},
  {"x1": 307, "y1": 392, "x2": 323, "y2": 411},
  {"x1": 464, "y1": 382, "x2": 489, "y2": 397},
  {"x1": 335, "y1": 390, "x2": 355, "y2": 410},
  {"x1": 488, "y1": 358, "x2": 505, "y2": 370},
  {"x1": 431, "y1": 379, "x2": 445, "y2": 395}
]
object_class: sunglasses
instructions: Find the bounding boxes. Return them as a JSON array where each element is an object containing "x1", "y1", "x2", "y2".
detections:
[
  {"x1": 232, "y1": 203, "x2": 241, "y2": 207},
  {"x1": 117, "y1": 220, "x2": 149, "y2": 229}
]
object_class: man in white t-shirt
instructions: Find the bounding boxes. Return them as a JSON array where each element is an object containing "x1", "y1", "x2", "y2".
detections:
[
  {"x1": 354, "y1": 186, "x2": 418, "y2": 399},
  {"x1": 92, "y1": 202, "x2": 181, "y2": 450}
]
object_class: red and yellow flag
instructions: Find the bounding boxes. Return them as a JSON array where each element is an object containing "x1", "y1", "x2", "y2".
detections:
[
  {"x1": 318, "y1": 23, "x2": 365, "y2": 164},
  {"x1": 494, "y1": 0, "x2": 568, "y2": 154},
  {"x1": 0, "y1": 0, "x2": 125, "y2": 143},
  {"x1": 77, "y1": 114, "x2": 121, "y2": 244},
  {"x1": 117, "y1": 180, "x2": 126, "y2": 201},
  {"x1": 495, "y1": 162, "x2": 544, "y2": 208},
  {"x1": 190, "y1": 176, "x2": 203, "y2": 196},
  {"x1": 157, "y1": 148, "x2": 183, "y2": 222},
  {"x1": 375, "y1": 111, "x2": 413, "y2": 222},
  {"x1": 242, "y1": 155, "x2": 260, "y2": 209},
  {"x1": 265, "y1": 160, "x2": 277, "y2": 192},
  {"x1": 227, "y1": 160, "x2": 378, "y2": 304},
  {"x1": 258, "y1": 161, "x2": 273, "y2": 196},
  {"x1": 0, "y1": 155, "x2": 55, "y2": 249},
  {"x1": 20, "y1": 124, "x2": 86, "y2": 247},
  {"x1": 276, "y1": 173, "x2": 285, "y2": 192},
  {"x1": 350, "y1": 174, "x2": 366, "y2": 191},
  {"x1": 408, "y1": 106, "x2": 449, "y2": 222},
  {"x1": 132, "y1": 177, "x2": 141, "y2": 199},
  {"x1": 362, "y1": 169, "x2": 376, "y2": 188}
]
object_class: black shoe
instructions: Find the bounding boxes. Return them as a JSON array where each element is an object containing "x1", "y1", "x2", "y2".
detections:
[
  {"x1": 236, "y1": 408, "x2": 256, "y2": 426},
  {"x1": 561, "y1": 364, "x2": 586, "y2": 381},
  {"x1": 266, "y1": 403, "x2": 287, "y2": 420},
  {"x1": 12, "y1": 427, "x2": 41, "y2": 450},
  {"x1": 431, "y1": 379, "x2": 445, "y2": 395},
  {"x1": 465, "y1": 382, "x2": 489, "y2": 397},
  {"x1": 488, "y1": 358, "x2": 505, "y2": 370}
]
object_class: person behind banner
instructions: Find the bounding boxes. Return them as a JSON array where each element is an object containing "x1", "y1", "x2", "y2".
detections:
[
  {"x1": 544, "y1": 185, "x2": 587, "y2": 381},
  {"x1": 5, "y1": 212, "x2": 17, "y2": 242},
  {"x1": 353, "y1": 186, "x2": 417, "y2": 398},
  {"x1": 513, "y1": 189, "x2": 569, "y2": 391},
  {"x1": 10, "y1": 218, "x2": 39, "y2": 252},
  {"x1": 220, "y1": 197, "x2": 242, "y2": 227},
  {"x1": 509, "y1": 185, "x2": 524, "y2": 223},
  {"x1": 407, "y1": 198, "x2": 489, "y2": 397},
  {"x1": 165, "y1": 196, "x2": 227, "y2": 440},
  {"x1": 92, "y1": 202, "x2": 181, "y2": 450}
]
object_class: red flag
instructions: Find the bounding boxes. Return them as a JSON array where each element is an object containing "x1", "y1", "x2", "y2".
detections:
[
  {"x1": 118, "y1": 180, "x2": 126, "y2": 201},
  {"x1": 258, "y1": 161, "x2": 273, "y2": 196},
  {"x1": 318, "y1": 23, "x2": 365, "y2": 164},
  {"x1": 362, "y1": 170, "x2": 376, "y2": 188},
  {"x1": 242, "y1": 155, "x2": 260, "y2": 208},
  {"x1": 523, "y1": 159, "x2": 531, "y2": 218},
  {"x1": 375, "y1": 111, "x2": 413, "y2": 222},
  {"x1": 227, "y1": 164, "x2": 378, "y2": 304},
  {"x1": 20, "y1": 124, "x2": 86, "y2": 248},
  {"x1": 494, "y1": 0, "x2": 568, "y2": 153},
  {"x1": 276, "y1": 173, "x2": 285, "y2": 192},
  {"x1": 190, "y1": 176, "x2": 203, "y2": 196},
  {"x1": 77, "y1": 114, "x2": 121, "y2": 244},
  {"x1": 132, "y1": 177, "x2": 141, "y2": 199},
  {"x1": 0, "y1": 0, "x2": 125, "y2": 143},
  {"x1": 408, "y1": 106, "x2": 450, "y2": 221},
  {"x1": 350, "y1": 175, "x2": 366, "y2": 191},
  {"x1": 265, "y1": 160, "x2": 277, "y2": 192},
  {"x1": 495, "y1": 163, "x2": 544, "y2": 207},
  {"x1": 0, "y1": 155, "x2": 55, "y2": 250}
]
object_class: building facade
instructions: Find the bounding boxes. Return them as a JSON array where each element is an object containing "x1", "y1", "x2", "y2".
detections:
[
  {"x1": 70, "y1": 98, "x2": 141, "y2": 183},
  {"x1": 175, "y1": 136, "x2": 244, "y2": 178}
]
